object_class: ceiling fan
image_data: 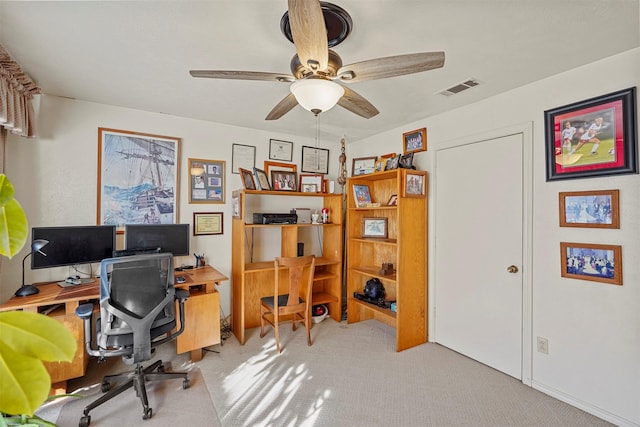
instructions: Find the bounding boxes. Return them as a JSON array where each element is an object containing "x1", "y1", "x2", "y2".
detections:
[{"x1": 189, "y1": 0, "x2": 444, "y2": 120}]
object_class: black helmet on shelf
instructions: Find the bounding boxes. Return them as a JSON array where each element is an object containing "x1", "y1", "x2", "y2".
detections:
[{"x1": 364, "y1": 278, "x2": 385, "y2": 299}]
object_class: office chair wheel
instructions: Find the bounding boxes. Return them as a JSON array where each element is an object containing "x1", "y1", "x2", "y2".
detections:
[
  {"x1": 143, "y1": 408, "x2": 152, "y2": 420},
  {"x1": 183, "y1": 378, "x2": 190, "y2": 389},
  {"x1": 101, "y1": 381, "x2": 111, "y2": 392},
  {"x1": 79, "y1": 415, "x2": 91, "y2": 427}
]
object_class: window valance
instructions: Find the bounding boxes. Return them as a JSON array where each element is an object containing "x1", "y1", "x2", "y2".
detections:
[{"x1": 0, "y1": 43, "x2": 39, "y2": 138}]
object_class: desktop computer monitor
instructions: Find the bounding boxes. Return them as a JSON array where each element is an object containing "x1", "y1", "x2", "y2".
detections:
[
  {"x1": 31, "y1": 225, "x2": 116, "y2": 269},
  {"x1": 124, "y1": 224, "x2": 190, "y2": 256}
]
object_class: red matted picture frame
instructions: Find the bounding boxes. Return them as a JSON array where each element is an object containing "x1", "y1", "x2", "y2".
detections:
[{"x1": 544, "y1": 87, "x2": 637, "y2": 181}]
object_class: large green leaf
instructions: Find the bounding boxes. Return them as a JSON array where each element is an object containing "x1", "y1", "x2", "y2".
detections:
[
  {"x1": 0, "y1": 340, "x2": 50, "y2": 416},
  {"x1": 0, "y1": 312, "x2": 77, "y2": 416},
  {"x1": 0, "y1": 174, "x2": 28, "y2": 259}
]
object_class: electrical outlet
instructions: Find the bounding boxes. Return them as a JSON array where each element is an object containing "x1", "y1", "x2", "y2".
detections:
[{"x1": 537, "y1": 336, "x2": 549, "y2": 354}]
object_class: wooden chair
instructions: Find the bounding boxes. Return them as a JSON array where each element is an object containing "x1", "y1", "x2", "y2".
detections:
[{"x1": 260, "y1": 255, "x2": 316, "y2": 353}]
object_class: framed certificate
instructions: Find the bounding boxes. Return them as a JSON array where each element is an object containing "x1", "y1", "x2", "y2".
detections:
[
  {"x1": 193, "y1": 212, "x2": 223, "y2": 235},
  {"x1": 269, "y1": 139, "x2": 293, "y2": 161}
]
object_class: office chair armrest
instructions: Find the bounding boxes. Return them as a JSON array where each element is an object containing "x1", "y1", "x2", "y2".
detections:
[
  {"x1": 175, "y1": 289, "x2": 189, "y2": 302},
  {"x1": 76, "y1": 302, "x2": 95, "y2": 319}
]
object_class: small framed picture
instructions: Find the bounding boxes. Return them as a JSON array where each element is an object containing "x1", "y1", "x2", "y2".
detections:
[
  {"x1": 299, "y1": 174, "x2": 323, "y2": 193},
  {"x1": 253, "y1": 167, "x2": 271, "y2": 190},
  {"x1": 386, "y1": 154, "x2": 400, "y2": 170},
  {"x1": 544, "y1": 87, "x2": 637, "y2": 181},
  {"x1": 559, "y1": 189, "x2": 619, "y2": 228},
  {"x1": 398, "y1": 152, "x2": 414, "y2": 169},
  {"x1": 193, "y1": 212, "x2": 223, "y2": 235},
  {"x1": 271, "y1": 170, "x2": 298, "y2": 191},
  {"x1": 560, "y1": 242, "x2": 622, "y2": 285},
  {"x1": 402, "y1": 128, "x2": 427, "y2": 154},
  {"x1": 352, "y1": 184, "x2": 372, "y2": 208},
  {"x1": 362, "y1": 217, "x2": 388, "y2": 239},
  {"x1": 375, "y1": 158, "x2": 387, "y2": 172},
  {"x1": 403, "y1": 172, "x2": 426, "y2": 197},
  {"x1": 351, "y1": 156, "x2": 377, "y2": 176},
  {"x1": 301, "y1": 183, "x2": 318, "y2": 193},
  {"x1": 239, "y1": 168, "x2": 256, "y2": 190},
  {"x1": 387, "y1": 194, "x2": 398, "y2": 206},
  {"x1": 269, "y1": 139, "x2": 293, "y2": 161}
]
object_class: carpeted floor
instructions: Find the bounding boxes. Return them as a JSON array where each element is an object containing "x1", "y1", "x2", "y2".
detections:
[{"x1": 45, "y1": 319, "x2": 612, "y2": 426}]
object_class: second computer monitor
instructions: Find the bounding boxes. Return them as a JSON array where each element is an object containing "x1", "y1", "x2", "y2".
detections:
[{"x1": 124, "y1": 224, "x2": 190, "y2": 256}]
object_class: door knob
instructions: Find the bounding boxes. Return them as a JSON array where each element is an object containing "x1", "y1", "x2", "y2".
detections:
[{"x1": 507, "y1": 265, "x2": 518, "y2": 273}]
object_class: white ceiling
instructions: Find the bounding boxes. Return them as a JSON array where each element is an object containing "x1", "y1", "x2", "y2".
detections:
[{"x1": 1, "y1": 1, "x2": 638, "y2": 143}]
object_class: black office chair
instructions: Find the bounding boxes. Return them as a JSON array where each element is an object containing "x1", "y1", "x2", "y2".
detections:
[{"x1": 75, "y1": 253, "x2": 190, "y2": 427}]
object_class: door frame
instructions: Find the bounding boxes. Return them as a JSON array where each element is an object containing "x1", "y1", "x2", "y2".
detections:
[{"x1": 428, "y1": 122, "x2": 534, "y2": 385}]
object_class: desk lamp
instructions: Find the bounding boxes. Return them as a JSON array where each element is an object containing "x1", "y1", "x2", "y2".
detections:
[{"x1": 15, "y1": 239, "x2": 49, "y2": 297}]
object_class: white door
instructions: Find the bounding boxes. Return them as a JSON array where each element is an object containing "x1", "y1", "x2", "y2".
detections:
[{"x1": 434, "y1": 132, "x2": 525, "y2": 379}]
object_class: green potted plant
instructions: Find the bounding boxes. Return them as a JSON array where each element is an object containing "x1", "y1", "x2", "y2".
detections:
[{"x1": 0, "y1": 174, "x2": 77, "y2": 426}]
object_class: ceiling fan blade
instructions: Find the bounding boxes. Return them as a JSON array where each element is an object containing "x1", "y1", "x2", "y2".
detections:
[
  {"x1": 338, "y1": 51, "x2": 445, "y2": 83},
  {"x1": 288, "y1": 0, "x2": 328, "y2": 71},
  {"x1": 265, "y1": 92, "x2": 299, "y2": 120},
  {"x1": 190, "y1": 70, "x2": 294, "y2": 82},
  {"x1": 337, "y1": 86, "x2": 379, "y2": 119}
]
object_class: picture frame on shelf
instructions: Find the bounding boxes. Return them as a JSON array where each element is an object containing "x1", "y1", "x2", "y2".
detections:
[
  {"x1": 301, "y1": 145, "x2": 329, "y2": 174},
  {"x1": 402, "y1": 128, "x2": 427, "y2": 154},
  {"x1": 544, "y1": 87, "x2": 637, "y2": 181},
  {"x1": 386, "y1": 154, "x2": 401, "y2": 170},
  {"x1": 299, "y1": 174, "x2": 324, "y2": 193},
  {"x1": 269, "y1": 139, "x2": 293, "y2": 161},
  {"x1": 253, "y1": 167, "x2": 271, "y2": 190},
  {"x1": 404, "y1": 172, "x2": 425, "y2": 197},
  {"x1": 398, "y1": 152, "x2": 414, "y2": 169},
  {"x1": 97, "y1": 127, "x2": 180, "y2": 231},
  {"x1": 560, "y1": 242, "x2": 622, "y2": 285},
  {"x1": 239, "y1": 168, "x2": 256, "y2": 190},
  {"x1": 264, "y1": 160, "x2": 297, "y2": 176},
  {"x1": 351, "y1": 156, "x2": 377, "y2": 176},
  {"x1": 387, "y1": 194, "x2": 398, "y2": 206},
  {"x1": 375, "y1": 158, "x2": 387, "y2": 172},
  {"x1": 362, "y1": 217, "x2": 388, "y2": 238},
  {"x1": 301, "y1": 183, "x2": 318, "y2": 193},
  {"x1": 352, "y1": 184, "x2": 372, "y2": 208},
  {"x1": 188, "y1": 158, "x2": 225, "y2": 204},
  {"x1": 559, "y1": 189, "x2": 619, "y2": 228},
  {"x1": 193, "y1": 212, "x2": 223, "y2": 235},
  {"x1": 271, "y1": 170, "x2": 298, "y2": 191},
  {"x1": 231, "y1": 143, "x2": 256, "y2": 174}
]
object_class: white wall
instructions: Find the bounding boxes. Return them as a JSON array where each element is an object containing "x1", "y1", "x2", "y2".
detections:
[
  {"x1": 349, "y1": 48, "x2": 640, "y2": 426},
  {"x1": 0, "y1": 96, "x2": 342, "y2": 316}
]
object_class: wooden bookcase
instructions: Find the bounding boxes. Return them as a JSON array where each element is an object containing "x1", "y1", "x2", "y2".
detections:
[
  {"x1": 231, "y1": 189, "x2": 343, "y2": 344},
  {"x1": 346, "y1": 169, "x2": 427, "y2": 351}
]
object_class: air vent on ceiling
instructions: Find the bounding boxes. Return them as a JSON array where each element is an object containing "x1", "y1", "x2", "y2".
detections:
[{"x1": 438, "y1": 78, "x2": 480, "y2": 96}]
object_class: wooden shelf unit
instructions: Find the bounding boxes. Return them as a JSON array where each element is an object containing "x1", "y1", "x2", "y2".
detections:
[
  {"x1": 231, "y1": 189, "x2": 343, "y2": 344},
  {"x1": 346, "y1": 169, "x2": 427, "y2": 351}
]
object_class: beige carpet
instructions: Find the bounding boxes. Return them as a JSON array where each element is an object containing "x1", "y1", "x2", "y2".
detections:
[
  {"x1": 44, "y1": 350, "x2": 220, "y2": 427},
  {"x1": 46, "y1": 319, "x2": 612, "y2": 426}
]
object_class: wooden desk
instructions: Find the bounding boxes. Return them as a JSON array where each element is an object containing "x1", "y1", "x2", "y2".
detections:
[{"x1": 0, "y1": 265, "x2": 227, "y2": 392}]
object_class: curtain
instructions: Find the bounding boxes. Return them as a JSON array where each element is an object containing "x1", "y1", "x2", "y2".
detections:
[{"x1": 0, "y1": 43, "x2": 39, "y2": 138}]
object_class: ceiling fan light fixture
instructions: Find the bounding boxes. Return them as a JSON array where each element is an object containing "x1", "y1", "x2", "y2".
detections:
[{"x1": 290, "y1": 79, "x2": 344, "y2": 114}]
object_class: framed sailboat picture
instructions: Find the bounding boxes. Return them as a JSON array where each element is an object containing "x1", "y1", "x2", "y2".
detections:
[{"x1": 97, "y1": 128, "x2": 181, "y2": 231}]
